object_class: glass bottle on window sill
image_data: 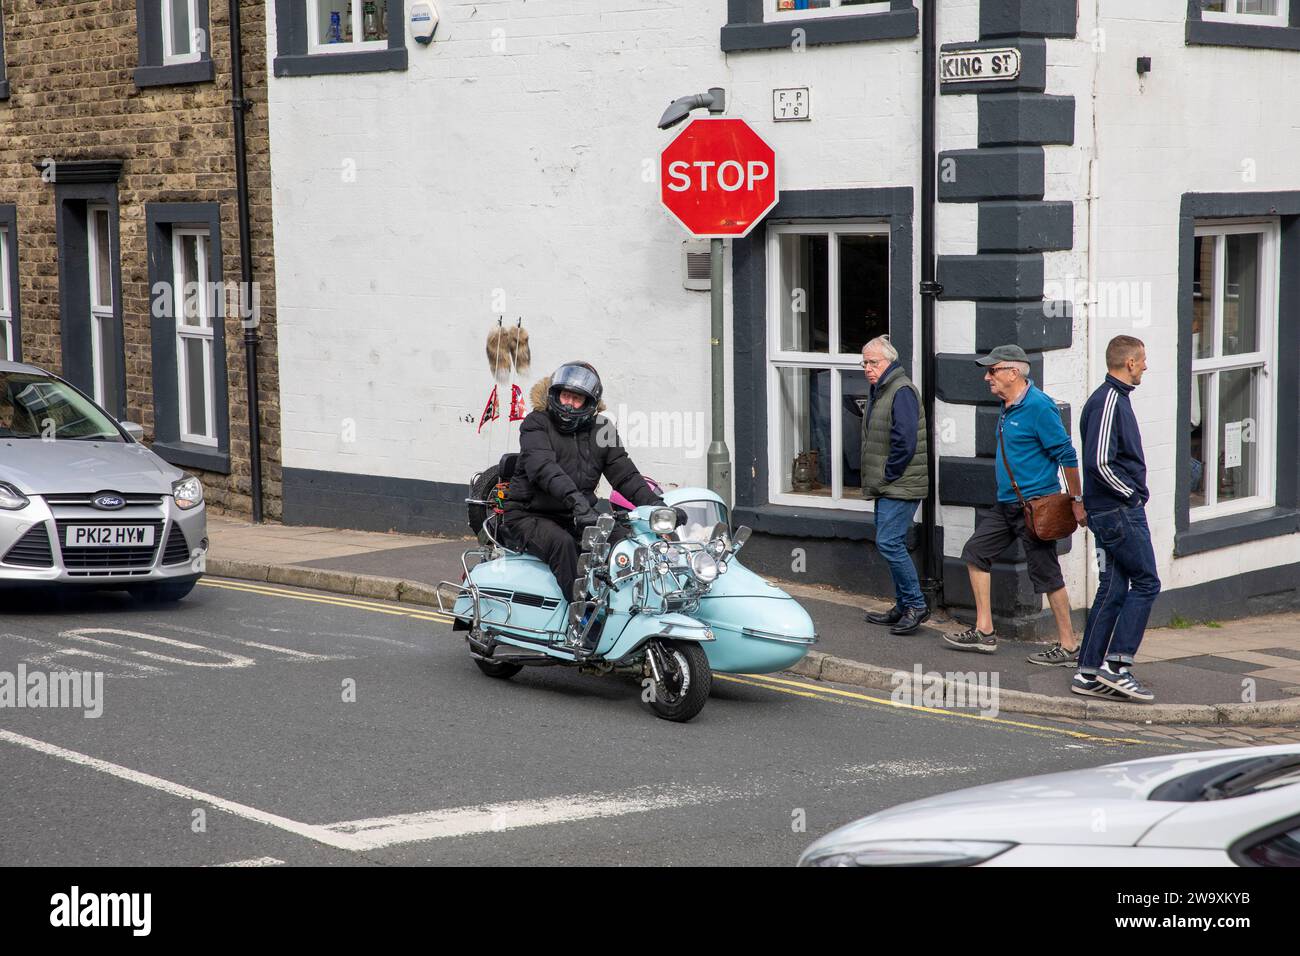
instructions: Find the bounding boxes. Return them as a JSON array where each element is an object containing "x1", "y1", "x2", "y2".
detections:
[
  {"x1": 379, "y1": 2, "x2": 389, "y2": 39},
  {"x1": 328, "y1": 11, "x2": 343, "y2": 43},
  {"x1": 363, "y1": 1, "x2": 380, "y2": 41},
  {"x1": 344, "y1": 6, "x2": 353, "y2": 42}
]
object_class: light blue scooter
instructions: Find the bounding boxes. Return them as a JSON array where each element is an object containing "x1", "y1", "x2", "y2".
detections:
[{"x1": 441, "y1": 473, "x2": 817, "y2": 722}]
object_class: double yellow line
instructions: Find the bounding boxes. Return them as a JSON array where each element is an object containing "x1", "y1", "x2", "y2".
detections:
[
  {"x1": 201, "y1": 576, "x2": 1171, "y2": 747},
  {"x1": 200, "y1": 577, "x2": 457, "y2": 624}
]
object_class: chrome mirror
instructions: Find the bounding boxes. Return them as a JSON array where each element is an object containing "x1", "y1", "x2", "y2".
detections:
[
  {"x1": 732, "y1": 525, "x2": 752, "y2": 551},
  {"x1": 597, "y1": 514, "x2": 615, "y2": 534},
  {"x1": 581, "y1": 526, "x2": 602, "y2": 550}
]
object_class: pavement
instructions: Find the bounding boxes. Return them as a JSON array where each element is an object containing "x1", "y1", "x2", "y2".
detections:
[{"x1": 205, "y1": 511, "x2": 1300, "y2": 734}]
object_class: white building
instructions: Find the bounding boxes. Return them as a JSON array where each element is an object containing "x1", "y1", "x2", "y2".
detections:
[{"x1": 264, "y1": 0, "x2": 1300, "y2": 636}]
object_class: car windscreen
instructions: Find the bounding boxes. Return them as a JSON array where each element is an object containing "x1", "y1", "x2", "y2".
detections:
[
  {"x1": 1149, "y1": 754, "x2": 1300, "y2": 802},
  {"x1": 0, "y1": 372, "x2": 125, "y2": 442}
]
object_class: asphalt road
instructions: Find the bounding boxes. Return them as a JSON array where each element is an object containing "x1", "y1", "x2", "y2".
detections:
[{"x1": 0, "y1": 578, "x2": 1203, "y2": 867}]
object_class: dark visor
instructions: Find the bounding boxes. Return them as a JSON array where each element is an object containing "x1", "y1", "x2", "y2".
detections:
[{"x1": 552, "y1": 364, "x2": 600, "y2": 397}]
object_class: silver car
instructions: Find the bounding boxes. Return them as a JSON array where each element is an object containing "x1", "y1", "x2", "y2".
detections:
[{"x1": 0, "y1": 360, "x2": 207, "y2": 601}]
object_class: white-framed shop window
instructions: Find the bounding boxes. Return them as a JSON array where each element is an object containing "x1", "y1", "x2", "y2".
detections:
[
  {"x1": 0, "y1": 227, "x2": 12, "y2": 361},
  {"x1": 766, "y1": 221, "x2": 891, "y2": 510},
  {"x1": 161, "y1": 0, "x2": 203, "y2": 64},
  {"x1": 1189, "y1": 219, "x2": 1280, "y2": 521},
  {"x1": 768, "y1": 0, "x2": 891, "y2": 21},
  {"x1": 172, "y1": 228, "x2": 217, "y2": 446},
  {"x1": 87, "y1": 204, "x2": 118, "y2": 410},
  {"x1": 307, "y1": 0, "x2": 391, "y2": 53},
  {"x1": 1202, "y1": 0, "x2": 1290, "y2": 27}
]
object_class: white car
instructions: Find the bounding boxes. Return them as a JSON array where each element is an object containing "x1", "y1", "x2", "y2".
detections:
[{"x1": 799, "y1": 744, "x2": 1300, "y2": 867}]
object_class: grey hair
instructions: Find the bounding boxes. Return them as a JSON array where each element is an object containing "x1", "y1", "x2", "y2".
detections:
[
  {"x1": 1010, "y1": 361, "x2": 1030, "y2": 377},
  {"x1": 862, "y1": 335, "x2": 898, "y2": 363}
]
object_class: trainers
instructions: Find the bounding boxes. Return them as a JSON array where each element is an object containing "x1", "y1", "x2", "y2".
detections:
[
  {"x1": 889, "y1": 607, "x2": 931, "y2": 636},
  {"x1": 1027, "y1": 643, "x2": 1080, "y2": 667},
  {"x1": 1095, "y1": 666, "x2": 1154, "y2": 702},
  {"x1": 865, "y1": 605, "x2": 905, "y2": 626},
  {"x1": 943, "y1": 626, "x2": 997, "y2": 654},
  {"x1": 1069, "y1": 674, "x2": 1122, "y2": 698}
]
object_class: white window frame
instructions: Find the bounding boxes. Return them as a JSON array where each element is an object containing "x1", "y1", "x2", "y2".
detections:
[
  {"x1": 0, "y1": 227, "x2": 12, "y2": 361},
  {"x1": 306, "y1": 0, "x2": 388, "y2": 55},
  {"x1": 766, "y1": 220, "x2": 891, "y2": 512},
  {"x1": 1202, "y1": 0, "x2": 1290, "y2": 28},
  {"x1": 172, "y1": 228, "x2": 218, "y2": 447},
  {"x1": 87, "y1": 204, "x2": 116, "y2": 409},
  {"x1": 161, "y1": 0, "x2": 203, "y2": 65},
  {"x1": 766, "y1": 0, "x2": 891, "y2": 22},
  {"x1": 1190, "y1": 219, "x2": 1280, "y2": 523}
]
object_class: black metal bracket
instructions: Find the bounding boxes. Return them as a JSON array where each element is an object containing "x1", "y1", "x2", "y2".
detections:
[{"x1": 919, "y1": 280, "x2": 944, "y2": 297}]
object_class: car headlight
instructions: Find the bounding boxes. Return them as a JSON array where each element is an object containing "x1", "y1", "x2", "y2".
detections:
[
  {"x1": 799, "y1": 839, "x2": 1015, "y2": 868},
  {"x1": 172, "y1": 475, "x2": 204, "y2": 510},
  {"x1": 649, "y1": 507, "x2": 678, "y2": 535},
  {"x1": 0, "y1": 481, "x2": 30, "y2": 511},
  {"x1": 689, "y1": 551, "x2": 719, "y2": 584}
]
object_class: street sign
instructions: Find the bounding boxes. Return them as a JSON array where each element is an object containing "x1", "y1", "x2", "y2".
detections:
[
  {"x1": 939, "y1": 47, "x2": 1021, "y2": 84},
  {"x1": 660, "y1": 118, "x2": 779, "y2": 239}
]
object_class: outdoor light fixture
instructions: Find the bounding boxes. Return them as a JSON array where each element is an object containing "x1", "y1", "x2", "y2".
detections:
[{"x1": 657, "y1": 88, "x2": 726, "y2": 130}]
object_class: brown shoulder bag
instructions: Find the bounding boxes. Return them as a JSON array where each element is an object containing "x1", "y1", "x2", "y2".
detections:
[{"x1": 997, "y1": 424, "x2": 1078, "y2": 541}]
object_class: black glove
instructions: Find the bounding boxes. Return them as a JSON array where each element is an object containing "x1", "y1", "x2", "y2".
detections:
[
  {"x1": 568, "y1": 492, "x2": 599, "y2": 530},
  {"x1": 674, "y1": 507, "x2": 689, "y2": 529}
]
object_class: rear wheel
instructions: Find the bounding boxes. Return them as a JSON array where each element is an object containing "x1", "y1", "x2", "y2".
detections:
[
  {"x1": 474, "y1": 658, "x2": 523, "y2": 680},
  {"x1": 645, "y1": 640, "x2": 711, "y2": 723}
]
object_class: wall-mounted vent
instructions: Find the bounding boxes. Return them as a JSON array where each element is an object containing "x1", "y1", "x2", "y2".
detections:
[{"x1": 683, "y1": 240, "x2": 712, "y2": 291}]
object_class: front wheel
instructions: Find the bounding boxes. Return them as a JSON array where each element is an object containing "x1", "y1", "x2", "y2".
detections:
[{"x1": 644, "y1": 640, "x2": 711, "y2": 723}]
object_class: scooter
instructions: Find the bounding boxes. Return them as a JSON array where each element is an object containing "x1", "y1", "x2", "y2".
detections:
[{"x1": 439, "y1": 455, "x2": 818, "y2": 722}]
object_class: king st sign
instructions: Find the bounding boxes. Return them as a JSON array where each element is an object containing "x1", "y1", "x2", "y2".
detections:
[{"x1": 939, "y1": 47, "x2": 1021, "y2": 84}]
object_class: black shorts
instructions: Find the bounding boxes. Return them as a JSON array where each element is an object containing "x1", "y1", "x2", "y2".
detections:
[{"x1": 961, "y1": 502, "x2": 1066, "y2": 594}]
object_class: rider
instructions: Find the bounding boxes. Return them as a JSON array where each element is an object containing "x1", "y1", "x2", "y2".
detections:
[{"x1": 503, "y1": 361, "x2": 665, "y2": 625}]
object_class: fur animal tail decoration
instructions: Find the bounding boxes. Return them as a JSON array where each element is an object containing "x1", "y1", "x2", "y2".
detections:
[
  {"x1": 512, "y1": 326, "x2": 531, "y2": 376},
  {"x1": 486, "y1": 326, "x2": 511, "y2": 384}
]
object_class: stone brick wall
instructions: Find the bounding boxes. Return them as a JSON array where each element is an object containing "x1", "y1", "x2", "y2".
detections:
[{"x1": 0, "y1": 0, "x2": 281, "y2": 518}]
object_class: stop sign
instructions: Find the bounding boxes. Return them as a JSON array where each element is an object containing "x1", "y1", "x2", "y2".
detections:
[{"x1": 660, "y1": 118, "x2": 779, "y2": 239}]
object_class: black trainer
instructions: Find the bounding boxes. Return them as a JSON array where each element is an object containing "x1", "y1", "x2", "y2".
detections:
[
  {"x1": 1026, "y1": 643, "x2": 1080, "y2": 667},
  {"x1": 865, "y1": 605, "x2": 905, "y2": 626},
  {"x1": 943, "y1": 625, "x2": 998, "y2": 654},
  {"x1": 890, "y1": 606, "x2": 931, "y2": 635}
]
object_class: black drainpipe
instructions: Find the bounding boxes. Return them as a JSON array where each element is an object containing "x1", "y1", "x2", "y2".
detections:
[
  {"x1": 228, "y1": 0, "x2": 263, "y2": 522},
  {"x1": 919, "y1": 0, "x2": 942, "y2": 607}
]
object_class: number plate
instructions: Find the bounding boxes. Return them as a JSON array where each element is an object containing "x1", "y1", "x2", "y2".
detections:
[{"x1": 64, "y1": 525, "x2": 156, "y2": 548}]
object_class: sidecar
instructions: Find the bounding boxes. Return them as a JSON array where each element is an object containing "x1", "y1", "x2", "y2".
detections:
[{"x1": 661, "y1": 489, "x2": 818, "y2": 674}]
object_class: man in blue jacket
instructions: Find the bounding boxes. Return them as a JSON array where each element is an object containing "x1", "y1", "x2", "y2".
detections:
[
  {"x1": 947, "y1": 345, "x2": 1086, "y2": 657},
  {"x1": 1072, "y1": 336, "x2": 1159, "y2": 702}
]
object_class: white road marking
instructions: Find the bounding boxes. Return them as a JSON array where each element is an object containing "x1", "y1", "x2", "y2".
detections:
[
  {"x1": 0, "y1": 632, "x2": 165, "y2": 676},
  {"x1": 0, "y1": 730, "x2": 364, "y2": 852},
  {"x1": 153, "y1": 623, "x2": 352, "y2": 662},
  {"x1": 60, "y1": 628, "x2": 256, "y2": 669},
  {"x1": 211, "y1": 857, "x2": 286, "y2": 867},
  {"x1": 323, "y1": 786, "x2": 730, "y2": 849}
]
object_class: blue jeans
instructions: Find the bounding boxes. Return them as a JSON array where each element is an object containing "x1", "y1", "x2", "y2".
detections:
[
  {"x1": 1080, "y1": 504, "x2": 1161, "y2": 675},
  {"x1": 874, "y1": 497, "x2": 926, "y2": 611}
]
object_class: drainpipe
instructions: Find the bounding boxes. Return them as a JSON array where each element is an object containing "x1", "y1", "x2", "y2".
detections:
[
  {"x1": 228, "y1": 0, "x2": 263, "y2": 522},
  {"x1": 919, "y1": 0, "x2": 943, "y2": 606}
]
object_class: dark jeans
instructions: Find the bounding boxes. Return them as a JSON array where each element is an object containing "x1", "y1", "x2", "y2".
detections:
[
  {"x1": 1079, "y1": 504, "x2": 1161, "y2": 675},
  {"x1": 874, "y1": 497, "x2": 926, "y2": 611}
]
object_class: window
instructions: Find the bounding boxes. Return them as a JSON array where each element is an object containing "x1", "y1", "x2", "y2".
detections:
[
  {"x1": 161, "y1": 0, "x2": 203, "y2": 65},
  {"x1": 0, "y1": 224, "x2": 12, "y2": 361},
  {"x1": 767, "y1": 223, "x2": 890, "y2": 510},
  {"x1": 1202, "y1": 0, "x2": 1290, "y2": 27},
  {"x1": 769, "y1": 0, "x2": 890, "y2": 20},
  {"x1": 86, "y1": 205, "x2": 123, "y2": 412},
  {"x1": 274, "y1": 0, "x2": 408, "y2": 77},
  {"x1": 171, "y1": 229, "x2": 217, "y2": 446},
  {"x1": 1189, "y1": 221, "x2": 1279, "y2": 521},
  {"x1": 135, "y1": 0, "x2": 213, "y2": 86}
]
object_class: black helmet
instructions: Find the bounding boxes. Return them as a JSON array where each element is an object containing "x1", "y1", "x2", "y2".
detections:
[{"x1": 546, "y1": 362, "x2": 603, "y2": 433}]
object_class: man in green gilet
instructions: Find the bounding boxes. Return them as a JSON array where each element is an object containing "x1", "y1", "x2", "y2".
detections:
[{"x1": 860, "y1": 335, "x2": 930, "y2": 634}]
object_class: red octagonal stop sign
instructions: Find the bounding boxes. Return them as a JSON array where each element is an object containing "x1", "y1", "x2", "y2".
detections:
[{"x1": 660, "y1": 118, "x2": 779, "y2": 239}]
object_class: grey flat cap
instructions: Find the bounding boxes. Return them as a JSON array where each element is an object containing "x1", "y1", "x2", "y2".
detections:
[{"x1": 975, "y1": 344, "x2": 1030, "y2": 366}]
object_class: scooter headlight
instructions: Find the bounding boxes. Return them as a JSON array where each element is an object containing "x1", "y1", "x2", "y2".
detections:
[
  {"x1": 705, "y1": 535, "x2": 728, "y2": 558},
  {"x1": 0, "y1": 482, "x2": 30, "y2": 511},
  {"x1": 649, "y1": 507, "x2": 678, "y2": 535},
  {"x1": 689, "y1": 551, "x2": 719, "y2": 584}
]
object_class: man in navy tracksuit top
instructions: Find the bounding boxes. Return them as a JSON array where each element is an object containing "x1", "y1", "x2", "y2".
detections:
[{"x1": 1073, "y1": 336, "x2": 1160, "y2": 703}]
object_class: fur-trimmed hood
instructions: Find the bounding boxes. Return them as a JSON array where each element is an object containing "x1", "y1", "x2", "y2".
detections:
[{"x1": 529, "y1": 375, "x2": 608, "y2": 413}]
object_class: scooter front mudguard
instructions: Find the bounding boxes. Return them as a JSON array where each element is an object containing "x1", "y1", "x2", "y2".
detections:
[{"x1": 603, "y1": 612, "x2": 715, "y2": 662}]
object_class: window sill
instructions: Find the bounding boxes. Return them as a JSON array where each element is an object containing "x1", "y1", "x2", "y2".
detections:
[
  {"x1": 1186, "y1": 19, "x2": 1300, "y2": 51},
  {"x1": 134, "y1": 59, "x2": 216, "y2": 88},
  {"x1": 273, "y1": 46, "x2": 409, "y2": 77},
  {"x1": 1174, "y1": 506, "x2": 1300, "y2": 557},
  {"x1": 721, "y1": 7, "x2": 918, "y2": 52},
  {"x1": 734, "y1": 502, "x2": 901, "y2": 543},
  {"x1": 151, "y1": 440, "x2": 231, "y2": 475}
]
